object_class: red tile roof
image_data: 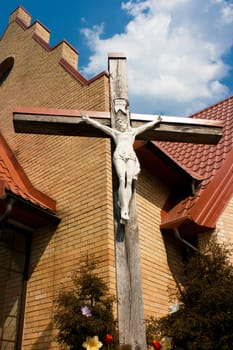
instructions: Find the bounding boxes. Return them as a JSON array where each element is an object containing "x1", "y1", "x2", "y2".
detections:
[
  {"x1": 0, "y1": 131, "x2": 56, "y2": 213},
  {"x1": 157, "y1": 95, "x2": 233, "y2": 231}
]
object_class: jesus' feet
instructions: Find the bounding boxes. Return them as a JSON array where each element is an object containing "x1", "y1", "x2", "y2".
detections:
[{"x1": 121, "y1": 209, "x2": 129, "y2": 222}]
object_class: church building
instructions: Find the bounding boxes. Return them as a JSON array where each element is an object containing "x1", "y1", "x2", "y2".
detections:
[{"x1": 0, "y1": 6, "x2": 232, "y2": 349}]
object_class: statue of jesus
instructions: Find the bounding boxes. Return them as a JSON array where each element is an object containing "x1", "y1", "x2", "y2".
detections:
[{"x1": 82, "y1": 100, "x2": 161, "y2": 223}]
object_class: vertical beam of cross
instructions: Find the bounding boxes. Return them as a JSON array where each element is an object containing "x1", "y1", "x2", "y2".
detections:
[{"x1": 108, "y1": 54, "x2": 147, "y2": 350}]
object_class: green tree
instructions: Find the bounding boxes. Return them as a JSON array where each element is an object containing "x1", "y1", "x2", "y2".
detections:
[
  {"x1": 54, "y1": 257, "x2": 118, "y2": 350},
  {"x1": 146, "y1": 240, "x2": 233, "y2": 349}
]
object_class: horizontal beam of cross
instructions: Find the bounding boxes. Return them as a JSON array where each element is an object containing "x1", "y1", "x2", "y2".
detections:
[{"x1": 13, "y1": 107, "x2": 223, "y2": 144}]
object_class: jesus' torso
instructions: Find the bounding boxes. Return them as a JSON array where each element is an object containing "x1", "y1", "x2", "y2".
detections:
[{"x1": 112, "y1": 129, "x2": 137, "y2": 161}]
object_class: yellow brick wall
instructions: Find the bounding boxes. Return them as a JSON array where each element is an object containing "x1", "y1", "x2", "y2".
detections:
[
  {"x1": 217, "y1": 195, "x2": 233, "y2": 249},
  {"x1": 198, "y1": 195, "x2": 233, "y2": 263},
  {"x1": 22, "y1": 138, "x2": 115, "y2": 348},
  {"x1": 0, "y1": 7, "x2": 185, "y2": 349},
  {"x1": 137, "y1": 168, "x2": 183, "y2": 318}
]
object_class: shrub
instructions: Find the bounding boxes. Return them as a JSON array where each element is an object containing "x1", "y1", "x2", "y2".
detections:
[
  {"x1": 54, "y1": 257, "x2": 118, "y2": 350},
  {"x1": 146, "y1": 240, "x2": 233, "y2": 349}
]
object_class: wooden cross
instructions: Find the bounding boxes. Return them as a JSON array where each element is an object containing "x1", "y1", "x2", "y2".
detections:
[{"x1": 13, "y1": 53, "x2": 222, "y2": 350}]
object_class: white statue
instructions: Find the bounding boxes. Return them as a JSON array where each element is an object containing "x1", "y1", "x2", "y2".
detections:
[{"x1": 82, "y1": 100, "x2": 161, "y2": 223}]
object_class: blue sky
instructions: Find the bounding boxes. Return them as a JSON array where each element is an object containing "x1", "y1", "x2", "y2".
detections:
[{"x1": 1, "y1": 0, "x2": 233, "y2": 116}]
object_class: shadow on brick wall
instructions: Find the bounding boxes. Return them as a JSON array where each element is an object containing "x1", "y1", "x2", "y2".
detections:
[
  {"x1": 162, "y1": 232, "x2": 186, "y2": 288},
  {"x1": 28, "y1": 224, "x2": 58, "y2": 279},
  {"x1": 31, "y1": 321, "x2": 55, "y2": 350}
]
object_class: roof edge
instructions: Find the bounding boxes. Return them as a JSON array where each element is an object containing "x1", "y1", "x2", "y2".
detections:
[
  {"x1": 6, "y1": 6, "x2": 108, "y2": 83},
  {"x1": 190, "y1": 148, "x2": 233, "y2": 228},
  {"x1": 59, "y1": 58, "x2": 109, "y2": 86},
  {"x1": 160, "y1": 214, "x2": 192, "y2": 230},
  {"x1": 0, "y1": 132, "x2": 57, "y2": 212},
  {"x1": 152, "y1": 141, "x2": 204, "y2": 181}
]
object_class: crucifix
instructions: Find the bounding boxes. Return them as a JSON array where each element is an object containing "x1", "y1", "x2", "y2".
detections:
[
  {"x1": 82, "y1": 107, "x2": 161, "y2": 223},
  {"x1": 13, "y1": 53, "x2": 222, "y2": 350}
]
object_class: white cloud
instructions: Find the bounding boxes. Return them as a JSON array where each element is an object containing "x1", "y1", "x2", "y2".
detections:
[
  {"x1": 221, "y1": 3, "x2": 233, "y2": 24},
  {"x1": 81, "y1": 0, "x2": 233, "y2": 116}
]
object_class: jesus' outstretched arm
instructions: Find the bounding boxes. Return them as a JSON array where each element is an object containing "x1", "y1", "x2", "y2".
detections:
[
  {"x1": 82, "y1": 115, "x2": 115, "y2": 139},
  {"x1": 134, "y1": 115, "x2": 161, "y2": 136}
]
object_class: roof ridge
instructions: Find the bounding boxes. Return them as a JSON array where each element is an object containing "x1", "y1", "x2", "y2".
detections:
[{"x1": 190, "y1": 95, "x2": 233, "y2": 118}]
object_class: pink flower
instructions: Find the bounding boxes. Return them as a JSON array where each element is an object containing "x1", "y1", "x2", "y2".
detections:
[{"x1": 81, "y1": 306, "x2": 92, "y2": 317}]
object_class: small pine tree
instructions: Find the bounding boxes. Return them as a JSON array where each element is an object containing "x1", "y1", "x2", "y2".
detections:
[
  {"x1": 146, "y1": 240, "x2": 233, "y2": 350},
  {"x1": 54, "y1": 257, "x2": 118, "y2": 350}
]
